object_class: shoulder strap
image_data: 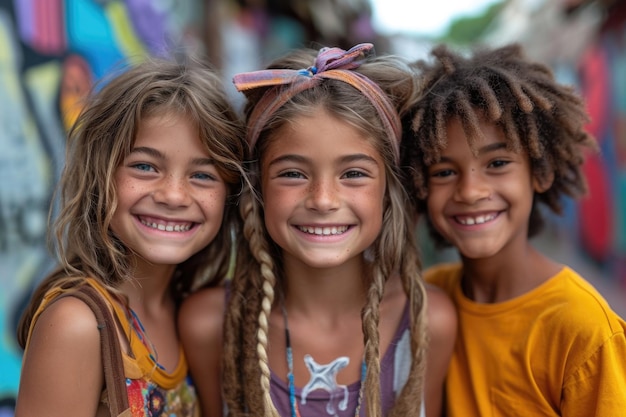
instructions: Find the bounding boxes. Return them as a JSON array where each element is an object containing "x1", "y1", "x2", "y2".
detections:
[{"x1": 61, "y1": 285, "x2": 130, "y2": 415}]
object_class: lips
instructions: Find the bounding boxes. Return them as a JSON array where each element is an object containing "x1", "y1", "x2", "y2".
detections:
[
  {"x1": 296, "y1": 225, "x2": 349, "y2": 235},
  {"x1": 138, "y1": 216, "x2": 194, "y2": 232},
  {"x1": 454, "y1": 212, "x2": 498, "y2": 225}
]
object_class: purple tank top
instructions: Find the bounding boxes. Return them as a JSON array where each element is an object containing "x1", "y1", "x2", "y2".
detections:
[{"x1": 269, "y1": 303, "x2": 412, "y2": 417}]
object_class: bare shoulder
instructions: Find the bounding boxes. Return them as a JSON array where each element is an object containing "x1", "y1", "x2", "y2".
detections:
[
  {"x1": 178, "y1": 286, "x2": 226, "y2": 417},
  {"x1": 178, "y1": 285, "x2": 226, "y2": 344},
  {"x1": 426, "y1": 283, "x2": 457, "y2": 343},
  {"x1": 31, "y1": 295, "x2": 101, "y2": 347},
  {"x1": 17, "y1": 296, "x2": 103, "y2": 416}
]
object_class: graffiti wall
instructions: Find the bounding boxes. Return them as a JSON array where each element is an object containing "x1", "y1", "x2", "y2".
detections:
[
  {"x1": 0, "y1": 0, "x2": 202, "y2": 411},
  {"x1": 483, "y1": 0, "x2": 626, "y2": 288},
  {"x1": 575, "y1": 13, "x2": 626, "y2": 282}
]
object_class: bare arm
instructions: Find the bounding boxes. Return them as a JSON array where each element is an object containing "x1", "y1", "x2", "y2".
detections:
[
  {"x1": 424, "y1": 284, "x2": 457, "y2": 417},
  {"x1": 15, "y1": 297, "x2": 104, "y2": 417},
  {"x1": 179, "y1": 286, "x2": 226, "y2": 417}
]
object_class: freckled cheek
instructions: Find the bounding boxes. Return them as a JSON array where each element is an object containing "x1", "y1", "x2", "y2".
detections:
[
  {"x1": 264, "y1": 189, "x2": 302, "y2": 209},
  {"x1": 352, "y1": 189, "x2": 385, "y2": 210},
  {"x1": 115, "y1": 181, "x2": 143, "y2": 202},
  {"x1": 115, "y1": 173, "x2": 148, "y2": 193},
  {"x1": 198, "y1": 190, "x2": 228, "y2": 210},
  {"x1": 263, "y1": 198, "x2": 294, "y2": 219}
]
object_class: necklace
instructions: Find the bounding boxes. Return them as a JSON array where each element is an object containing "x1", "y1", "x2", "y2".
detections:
[
  {"x1": 281, "y1": 303, "x2": 366, "y2": 417},
  {"x1": 127, "y1": 307, "x2": 165, "y2": 371}
]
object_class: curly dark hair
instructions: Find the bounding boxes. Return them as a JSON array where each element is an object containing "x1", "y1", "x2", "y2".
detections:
[{"x1": 401, "y1": 43, "x2": 597, "y2": 247}]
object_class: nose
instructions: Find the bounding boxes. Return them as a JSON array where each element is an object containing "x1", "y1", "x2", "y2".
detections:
[
  {"x1": 304, "y1": 177, "x2": 340, "y2": 212},
  {"x1": 454, "y1": 170, "x2": 491, "y2": 204},
  {"x1": 152, "y1": 175, "x2": 193, "y2": 207}
]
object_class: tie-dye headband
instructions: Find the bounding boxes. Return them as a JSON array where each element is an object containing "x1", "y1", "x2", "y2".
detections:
[{"x1": 232, "y1": 43, "x2": 401, "y2": 162}]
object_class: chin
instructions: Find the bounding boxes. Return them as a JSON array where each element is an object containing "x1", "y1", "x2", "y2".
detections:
[
  {"x1": 459, "y1": 247, "x2": 500, "y2": 260},
  {"x1": 302, "y1": 257, "x2": 348, "y2": 270},
  {"x1": 143, "y1": 251, "x2": 199, "y2": 266}
]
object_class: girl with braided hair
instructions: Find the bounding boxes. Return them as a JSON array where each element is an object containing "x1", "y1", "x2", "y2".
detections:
[
  {"x1": 401, "y1": 43, "x2": 626, "y2": 416},
  {"x1": 178, "y1": 43, "x2": 456, "y2": 417}
]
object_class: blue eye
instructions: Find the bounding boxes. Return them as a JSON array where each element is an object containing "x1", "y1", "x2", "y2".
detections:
[
  {"x1": 192, "y1": 172, "x2": 217, "y2": 181},
  {"x1": 279, "y1": 171, "x2": 304, "y2": 179},
  {"x1": 343, "y1": 170, "x2": 366, "y2": 179},
  {"x1": 132, "y1": 163, "x2": 155, "y2": 172}
]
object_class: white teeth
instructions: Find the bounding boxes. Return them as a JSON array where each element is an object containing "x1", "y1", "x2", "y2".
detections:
[
  {"x1": 141, "y1": 218, "x2": 192, "y2": 232},
  {"x1": 298, "y1": 225, "x2": 348, "y2": 235},
  {"x1": 458, "y1": 213, "x2": 496, "y2": 225}
]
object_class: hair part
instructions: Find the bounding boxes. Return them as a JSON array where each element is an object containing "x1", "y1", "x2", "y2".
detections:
[
  {"x1": 401, "y1": 43, "x2": 597, "y2": 247},
  {"x1": 18, "y1": 57, "x2": 246, "y2": 348}
]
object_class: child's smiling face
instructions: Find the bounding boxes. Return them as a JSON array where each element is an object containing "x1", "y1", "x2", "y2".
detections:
[
  {"x1": 425, "y1": 116, "x2": 541, "y2": 261},
  {"x1": 110, "y1": 113, "x2": 227, "y2": 272},
  {"x1": 260, "y1": 108, "x2": 387, "y2": 270}
]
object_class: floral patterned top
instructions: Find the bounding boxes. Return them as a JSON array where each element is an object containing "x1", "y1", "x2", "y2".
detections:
[{"x1": 26, "y1": 278, "x2": 199, "y2": 417}]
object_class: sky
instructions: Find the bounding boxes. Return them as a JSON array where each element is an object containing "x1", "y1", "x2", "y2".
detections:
[{"x1": 370, "y1": 0, "x2": 502, "y2": 36}]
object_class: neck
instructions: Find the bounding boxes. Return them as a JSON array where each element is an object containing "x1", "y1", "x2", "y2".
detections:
[
  {"x1": 119, "y1": 259, "x2": 176, "y2": 314},
  {"x1": 461, "y1": 244, "x2": 562, "y2": 303},
  {"x1": 282, "y1": 255, "x2": 368, "y2": 315}
]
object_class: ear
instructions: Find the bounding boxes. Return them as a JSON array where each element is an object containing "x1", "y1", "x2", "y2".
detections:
[{"x1": 533, "y1": 171, "x2": 554, "y2": 194}]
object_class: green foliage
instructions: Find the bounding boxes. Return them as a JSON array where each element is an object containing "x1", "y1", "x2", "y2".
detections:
[{"x1": 438, "y1": 0, "x2": 507, "y2": 45}]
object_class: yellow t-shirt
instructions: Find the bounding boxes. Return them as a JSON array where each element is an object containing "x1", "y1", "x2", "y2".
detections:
[
  {"x1": 426, "y1": 263, "x2": 626, "y2": 417},
  {"x1": 26, "y1": 278, "x2": 198, "y2": 417}
]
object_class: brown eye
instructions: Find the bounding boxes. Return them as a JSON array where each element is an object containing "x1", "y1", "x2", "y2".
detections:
[
  {"x1": 430, "y1": 169, "x2": 453, "y2": 178},
  {"x1": 489, "y1": 160, "x2": 510, "y2": 169}
]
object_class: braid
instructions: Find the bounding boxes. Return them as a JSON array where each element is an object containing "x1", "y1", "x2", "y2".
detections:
[
  {"x1": 390, "y1": 241, "x2": 428, "y2": 416},
  {"x1": 223, "y1": 188, "x2": 277, "y2": 416},
  {"x1": 222, "y1": 191, "x2": 255, "y2": 416},
  {"x1": 388, "y1": 177, "x2": 428, "y2": 416},
  {"x1": 359, "y1": 201, "x2": 427, "y2": 417},
  {"x1": 364, "y1": 173, "x2": 407, "y2": 416},
  {"x1": 222, "y1": 247, "x2": 245, "y2": 415},
  {"x1": 256, "y1": 253, "x2": 279, "y2": 417},
  {"x1": 361, "y1": 264, "x2": 385, "y2": 417},
  {"x1": 361, "y1": 171, "x2": 428, "y2": 416},
  {"x1": 402, "y1": 43, "x2": 597, "y2": 245},
  {"x1": 244, "y1": 186, "x2": 280, "y2": 417}
]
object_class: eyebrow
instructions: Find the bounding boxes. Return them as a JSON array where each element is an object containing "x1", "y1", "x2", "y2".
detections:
[
  {"x1": 267, "y1": 153, "x2": 379, "y2": 167},
  {"x1": 439, "y1": 142, "x2": 508, "y2": 162},
  {"x1": 130, "y1": 146, "x2": 215, "y2": 165},
  {"x1": 477, "y1": 142, "x2": 508, "y2": 155}
]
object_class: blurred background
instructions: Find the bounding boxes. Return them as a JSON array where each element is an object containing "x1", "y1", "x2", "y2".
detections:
[{"x1": 0, "y1": 0, "x2": 624, "y2": 412}]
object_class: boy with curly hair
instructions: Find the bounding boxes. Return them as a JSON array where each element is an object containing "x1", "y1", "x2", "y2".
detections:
[{"x1": 401, "y1": 43, "x2": 626, "y2": 416}]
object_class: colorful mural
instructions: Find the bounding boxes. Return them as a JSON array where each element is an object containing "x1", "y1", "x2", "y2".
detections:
[
  {"x1": 0, "y1": 0, "x2": 202, "y2": 411},
  {"x1": 575, "y1": 14, "x2": 626, "y2": 283},
  {"x1": 2, "y1": 0, "x2": 624, "y2": 413},
  {"x1": 483, "y1": 0, "x2": 626, "y2": 289}
]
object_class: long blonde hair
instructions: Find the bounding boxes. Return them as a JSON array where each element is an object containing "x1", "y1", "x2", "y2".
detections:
[
  {"x1": 18, "y1": 58, "x2": 246, "y2": 347},
  {"x1": 223, "y1": 46, "x2": 428, "y2": 417}
]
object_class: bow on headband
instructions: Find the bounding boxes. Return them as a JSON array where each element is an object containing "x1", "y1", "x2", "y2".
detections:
[{"x1": 232, "y1": 43, "x2": 402, "y2": 162}]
